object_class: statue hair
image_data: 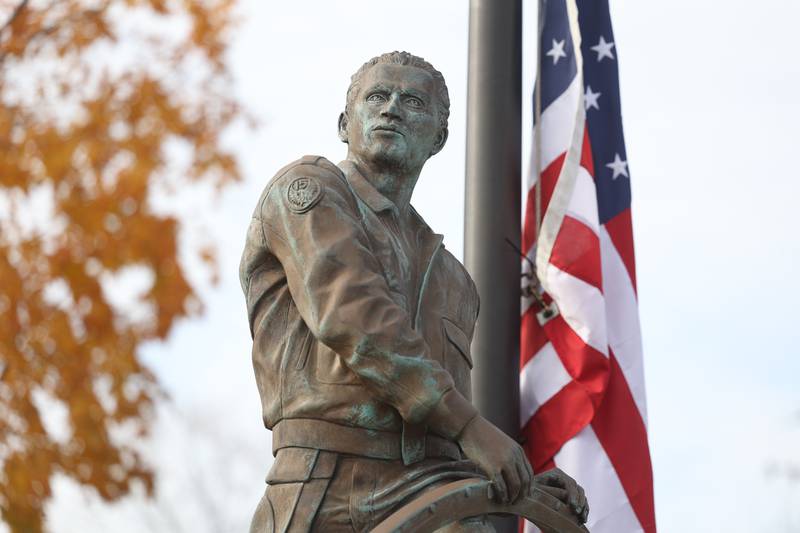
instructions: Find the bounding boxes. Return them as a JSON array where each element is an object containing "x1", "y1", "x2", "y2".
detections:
[{"x1": 345, "y1": 51, "x2": 450, "y2": 131}]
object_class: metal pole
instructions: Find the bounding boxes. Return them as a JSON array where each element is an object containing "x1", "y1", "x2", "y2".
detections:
[{"x1": 464, "y1": 0, "x2": 522, "y2": 531}]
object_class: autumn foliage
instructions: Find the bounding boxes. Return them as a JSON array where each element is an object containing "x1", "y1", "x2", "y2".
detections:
[{"x1": 0, "y1": 0, "x2": 243, "y2": 530}]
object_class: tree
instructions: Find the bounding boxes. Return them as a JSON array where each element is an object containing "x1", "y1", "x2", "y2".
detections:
[{"x1": 0, "y1": 0, "x2": 244, "y2": 530}]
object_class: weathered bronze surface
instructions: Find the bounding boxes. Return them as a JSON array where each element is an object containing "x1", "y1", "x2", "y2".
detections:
[{"x1": 240, "y1": 51, "x2": 589, "y2": 532}]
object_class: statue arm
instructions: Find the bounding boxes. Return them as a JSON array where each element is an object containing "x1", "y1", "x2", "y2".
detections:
[{"x1": 255, "y1": 160, "x2": 477, "y2": 437}]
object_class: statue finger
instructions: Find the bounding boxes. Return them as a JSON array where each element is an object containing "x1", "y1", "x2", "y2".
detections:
[
  {"x1": 491, "y1": 471, "x2": 508, "y2": 503},
  {"x1": 575, "y1": 484, "x2": 587, "y2": 513},
  {"x1": 522, "y1": 452, "x2": 535, "y2": 491},
  {"x1": 503, "y1": 464, "x2": 522, "y2": 503},
  {"x1": 537, "y1": 467, "x2": 566, "y2": 489},
  {"x1": 515, "y1": 459, "x2": 531, "y2": 500},
  {"x1": 538, "y1": 484, "x2": 568, "y2": 502}
]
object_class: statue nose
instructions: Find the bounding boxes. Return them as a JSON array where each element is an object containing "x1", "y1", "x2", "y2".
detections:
[{"x1": 380, "y1": 95, "x2": 402, "y2": 120}]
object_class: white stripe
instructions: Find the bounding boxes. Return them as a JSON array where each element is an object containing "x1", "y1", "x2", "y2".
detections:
[
  {"x1": 554, "y1": 425, "x2": 644, "y2": 533},
  {"x1": 544, "y1": 262, "x2": 608, "y2": 355},
  {"x1": 565, "y1": 166, "x2": 600, "y2": 236},
  {"x1": 528, "y1": 75, "x2": 583, "y2": 189},
  {"x1": 519, "y1": 342, "x2": 571, "y2": 425},
  {"x1": 523, "y1": 522, "x2": 542, "y2": 533},
  {"x1": 600, "y1": 227, "x2": 648, "y2": 425}
]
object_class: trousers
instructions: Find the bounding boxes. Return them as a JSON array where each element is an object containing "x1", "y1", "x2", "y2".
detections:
[{"x1": 250, "y1": 447, "x2": 495, "y2": 532}]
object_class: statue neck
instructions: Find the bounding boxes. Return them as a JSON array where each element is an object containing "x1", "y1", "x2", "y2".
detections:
[{"x1": 346, "y1": 155, "x2": 422, "y2": 216}]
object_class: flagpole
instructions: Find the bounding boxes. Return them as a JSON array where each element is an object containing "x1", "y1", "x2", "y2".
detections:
[{"x1": 464, "y1": 1, "x2": 522, "y2": 531}]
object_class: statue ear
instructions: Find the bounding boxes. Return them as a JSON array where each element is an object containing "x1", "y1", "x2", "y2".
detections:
[
  {"x1": 430, "y1": 127, "x2": 448, "y2": 156},
  {"x1": 338, "y1": 112, "x2": 349, "y2": 143}
]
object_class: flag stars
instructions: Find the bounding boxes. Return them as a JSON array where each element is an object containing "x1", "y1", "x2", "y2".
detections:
[
  {"x1": 591, "y1": 36, "x2": 615, "y2": 62},
  {"x1": 584, "y1": 85, "x2": 601, "y2": 110},
  {"x1": 546, "y1": 38, "x2": 567, "y2": 65},
  {"x1": 606, "y1": 153, "x2": 629, "y2": 179}
]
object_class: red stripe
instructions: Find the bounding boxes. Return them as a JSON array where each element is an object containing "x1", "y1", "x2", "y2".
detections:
[
  {"x1": 542, "y1": 315, "x2": 608, "y2": 406},
  {"x1": 549, "y1": 215, "x2": 602, "y2": 292},
  {"x1": 591, "y1": 351, "x2": 656, "y2": 532},
  {"x1": 522, "y1": 152, "x2": 565, "y2": 254},
  {"x1": 519, "y1": 306, "x2": 549, "y2": 368},
  {"x1": 521, "y1": 380, "x2": 595, "y2": 470},
  {"x1": 580, "y1": 125, "x2": 594, "y2": 177},
  {"x1": 603, "y1": 208, "x2": 637, "y2": 293}
]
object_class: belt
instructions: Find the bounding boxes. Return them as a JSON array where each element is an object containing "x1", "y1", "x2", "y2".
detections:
[{"x1": 272, "y1": 418, "x2": 461, "y2": 464}]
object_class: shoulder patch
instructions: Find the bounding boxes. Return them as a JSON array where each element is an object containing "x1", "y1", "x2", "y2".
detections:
[{"x1": 285, "y1": 176, "x2": 323, "y2": 213}]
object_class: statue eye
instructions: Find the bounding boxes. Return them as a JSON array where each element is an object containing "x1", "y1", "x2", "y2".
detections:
[
  {"x1": 367, "y1": 93, "x2": 386, "y2": 103},
  {"x1": 405, "y1": 96, "x2": 424, "y2": 108}
]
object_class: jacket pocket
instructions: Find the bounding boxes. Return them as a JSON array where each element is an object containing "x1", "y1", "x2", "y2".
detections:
[
  {"x1": 295, "y1": 328, "x2": 313, "y2": 370},
  {"x1": 442, "y1": 318, "x2": 473, "y2": 399},
  {"x1": 442, "y1": 318, "x2": 473, "y2": 368}
]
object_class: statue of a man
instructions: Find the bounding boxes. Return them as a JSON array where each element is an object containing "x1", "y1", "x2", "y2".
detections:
[{"x1": 240, "y1": 51, "x2": 588, "y2": 532}]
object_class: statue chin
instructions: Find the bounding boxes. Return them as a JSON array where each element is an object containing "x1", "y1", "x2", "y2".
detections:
[{"x1": 365, "y1": 147, "x2": 409, "y2": 173}]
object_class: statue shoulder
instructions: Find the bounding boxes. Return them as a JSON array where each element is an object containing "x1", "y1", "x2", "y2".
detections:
[
  {"x1": 255, "y1": 155, "x2": 350, "y2": 216},
  {"x1": 270, "y1": 155, "x2": 346, "y2": 186}
]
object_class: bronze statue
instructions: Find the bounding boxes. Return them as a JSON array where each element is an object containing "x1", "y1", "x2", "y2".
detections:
[{"x1": 240, "y1": 51, "x2": 589, "y2": 532}]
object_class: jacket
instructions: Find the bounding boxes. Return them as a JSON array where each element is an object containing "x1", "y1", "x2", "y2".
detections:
[{"x1": 239, "y1": 155, "x2": 480, "y2": 464}]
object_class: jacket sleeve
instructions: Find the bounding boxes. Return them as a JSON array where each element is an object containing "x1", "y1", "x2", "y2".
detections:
[{"x1": 252, "y1": 157, "x2": 476, "y2": 437}]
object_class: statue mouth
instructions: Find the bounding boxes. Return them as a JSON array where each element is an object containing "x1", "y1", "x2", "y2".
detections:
[{"x1": 372, "y1": 125, "x2": 404, "y2": 136}]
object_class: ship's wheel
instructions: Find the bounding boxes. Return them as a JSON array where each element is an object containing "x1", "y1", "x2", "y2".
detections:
[{"x1": 371, "y1": 477, "x2": 589, "y2": 533}]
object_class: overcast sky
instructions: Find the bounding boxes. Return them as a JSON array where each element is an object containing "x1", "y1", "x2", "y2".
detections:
[{"x1": 47, "y1": 1, "x2": 800, "y2": 531}]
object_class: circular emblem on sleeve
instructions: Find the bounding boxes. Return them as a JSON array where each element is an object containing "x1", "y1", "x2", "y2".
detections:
[{"x1": 286, "y1": 176, "x2": 323, "y2": 213}]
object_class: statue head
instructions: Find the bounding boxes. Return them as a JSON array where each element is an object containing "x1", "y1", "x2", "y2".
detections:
[{"x1": 339, "y1": 51, "x2": 450, "y2": 174}]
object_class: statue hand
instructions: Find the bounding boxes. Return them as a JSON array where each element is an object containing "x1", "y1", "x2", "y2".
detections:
[
  {"x1": 534, "y1": 467, "x2": 589, "y2": 524},
  {"x1": 457, "y1": 415, "x2": 533, "y2": 504}
]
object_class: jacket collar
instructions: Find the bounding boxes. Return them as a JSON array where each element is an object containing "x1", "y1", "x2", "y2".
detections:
[
  {"x1": 336, "y1": 161, "x2": 445, "y2": 327},
  {"x1": 337, "y1": 159, "x2": 443, "y2": 247},
  {"x1": 338, "y1": 160, "x2": 399, "y2": 216}
]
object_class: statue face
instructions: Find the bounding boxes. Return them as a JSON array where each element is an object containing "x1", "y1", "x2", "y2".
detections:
[{"x1": 343, "y1": 63, "x2": 445, "y2": 171}]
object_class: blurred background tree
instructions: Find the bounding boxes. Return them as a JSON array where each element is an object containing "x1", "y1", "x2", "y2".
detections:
[{"x1": 0, "y1": 0, "x2": 244, "y2": 530}]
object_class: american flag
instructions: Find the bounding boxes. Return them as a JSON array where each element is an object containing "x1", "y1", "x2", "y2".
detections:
[{"x1": 519, "y1": 1, "x2": 656, "y2": 531}]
